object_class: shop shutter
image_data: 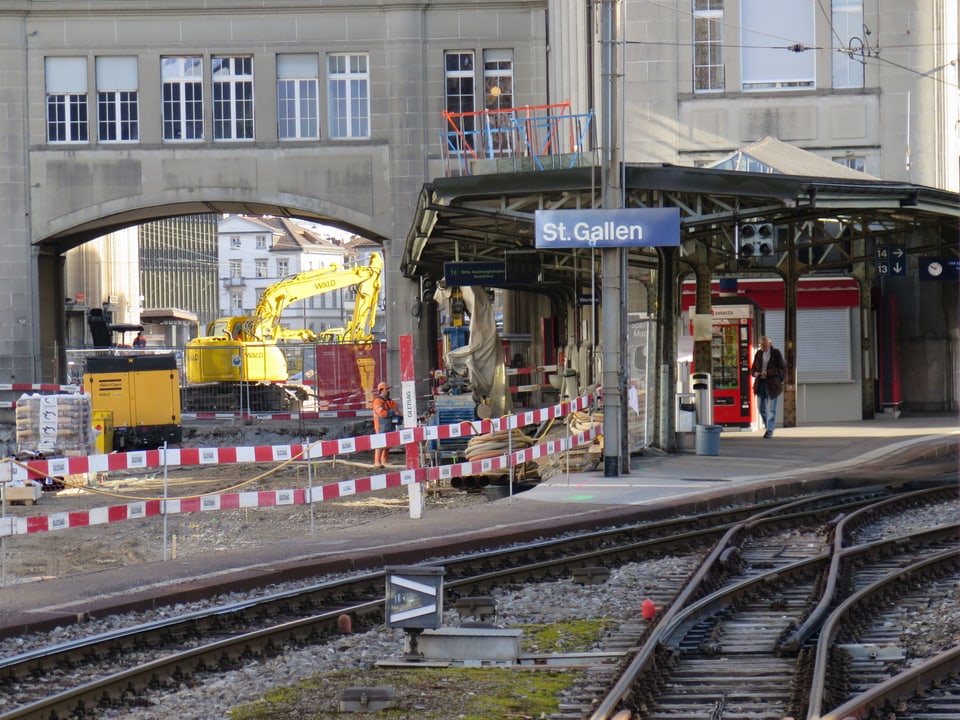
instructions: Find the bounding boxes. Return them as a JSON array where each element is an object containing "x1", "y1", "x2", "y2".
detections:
[{"x1": 764, "y1": 308, "x2": 852, "y2": 383}]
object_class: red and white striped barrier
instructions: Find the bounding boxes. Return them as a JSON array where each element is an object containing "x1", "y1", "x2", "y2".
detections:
[
  {"x1": 12, "y1": 394, "x2": 595, "y2": 481},
  {"x1": 0, "y1": 395, "x2": 602, "y2": 537},
  {"x1": 0, "y1": 384, "x2": 80, "y2": 393},
  {"x1": 0, "y1": 416, "x2": 601, "y2": 538},
  {"x1": 0, "y1": 384, "x2": 81, "y2": 408}
]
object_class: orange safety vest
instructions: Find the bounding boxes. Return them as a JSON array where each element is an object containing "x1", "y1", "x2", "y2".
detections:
[{"x1": 372, "y1": 395, "x2": 398, "y2": 432}]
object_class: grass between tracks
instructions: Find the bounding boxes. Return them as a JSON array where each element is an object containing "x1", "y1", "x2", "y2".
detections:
[{"x1": 230, "y1": 619, "x2": 614, "y2": 719}]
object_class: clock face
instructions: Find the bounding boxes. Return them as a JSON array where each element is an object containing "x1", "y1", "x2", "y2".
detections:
[{"x1": 928, "y1": 261, "x2": 943, "y2": 277}]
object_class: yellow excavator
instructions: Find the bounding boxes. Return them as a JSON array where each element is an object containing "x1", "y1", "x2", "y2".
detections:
[{"x1": 184, "y1": 252, "x2": 383, "y2": 410}]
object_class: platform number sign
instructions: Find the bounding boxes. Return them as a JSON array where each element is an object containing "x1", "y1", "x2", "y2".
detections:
[
  {"x1": 875, "y1": 244, "x2": 907, "y2": 276},
  {"x1": 385, "y1": 566, "x2": 444, "y2": 629}
]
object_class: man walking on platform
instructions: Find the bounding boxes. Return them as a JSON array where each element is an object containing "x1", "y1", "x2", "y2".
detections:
[{"x1": 751, "y1": 336, "x2": 786, "y2": 438}]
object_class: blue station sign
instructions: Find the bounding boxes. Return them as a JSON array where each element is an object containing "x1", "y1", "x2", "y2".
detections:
[{"x1": 535, "y1": 207, "x2": 681, "y2": 249}]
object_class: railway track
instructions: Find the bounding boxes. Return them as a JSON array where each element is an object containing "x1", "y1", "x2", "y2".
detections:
[
  {"x1": 0, "y1": 481, "x2": 954, "y2": 719},
  {"x1": 584, "y1": 482, "x2": 958, "y2": 720}
]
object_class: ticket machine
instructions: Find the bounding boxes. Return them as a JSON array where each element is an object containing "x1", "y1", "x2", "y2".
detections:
[{"x1": 687, "y1": 298, "x2": 763, "y2": 428}]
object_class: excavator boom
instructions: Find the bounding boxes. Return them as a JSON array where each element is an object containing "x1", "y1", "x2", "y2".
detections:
[
  {"x1": 252, "y1": 252, "x2": 383, "y2": 341},
  {"x1": 185, "y1": 252, "x2": 384, "y2": 390}
]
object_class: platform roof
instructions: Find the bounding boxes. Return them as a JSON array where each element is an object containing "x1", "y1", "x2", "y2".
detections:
[{"x1": 402, "y1": 163, "x2": 958, "y2": 298}]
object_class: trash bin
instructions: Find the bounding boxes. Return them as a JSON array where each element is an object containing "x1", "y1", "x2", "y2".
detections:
[
  {"x1": 695, "y1": 424, "x2": 722, "y2": 456},
  {"x1": 676, "y1": 393, "x2": 696, "y2": 432},
  {"x1": 691, "y1": 372, "x2": 713, "y2": 426}
]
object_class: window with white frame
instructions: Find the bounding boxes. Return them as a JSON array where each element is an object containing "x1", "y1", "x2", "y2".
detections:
[
  {"x1": 693, "y1": 0, "x2": 725, "y2": 92},
  {"x1": 96, "y1": 56, "x2": 139, "y2": 142},
  {"x1": 483, "y1": 49, "x2": 514, "y2": 156},
  {"x1": 256, "y1": 235, "x2": 267, "y2": 249},
  {"x1": 255, "y1": 259, "x2": 268, "y2": 278},
  {"x1": 230, "y1": 236, "x2": 242, "y2": 249},
  {"x1": 832, "y1": 0, "x2": 864, "y2": 88},
  {"x1": 212, "y1": 56, "x2": 254, "y2": 140},
  {"x1": 277, "y1": 53, "x2": 320, "y2": 140},
  {"x1": 740, "y1": 0, "x2": 815, "y2": 91},
  {"x1": 833, "y1": 155, "x2": 865, "y2": 172},
  {"x1": 231, "y1": 293, "x2": 243, "y2": 311},
  {"x1": 45, "y1": 57, "x2": 89, "y2": 144},
  {"x1": 327, "y1": 53, "x2": 369, "y2": 139},
  {"x1": 161, "y1": 56, "x2": 203, "y2": 140},
  {"x1": 229, "y1": 259, "x2": 242, "y2": 277},
  {"x1": 483, "y1": 50, "x2": 513, "y2": 111},
  {"x1": 276, "y1": 259, "x2": 289, "y2": 276},
  {"x1": 444, "y1": 51, "x2": 476, "y2": 153}
]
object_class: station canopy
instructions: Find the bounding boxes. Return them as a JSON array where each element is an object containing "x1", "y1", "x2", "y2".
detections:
[{"x1": 402, "y1": 158, "x2": 958, "y2": 300}]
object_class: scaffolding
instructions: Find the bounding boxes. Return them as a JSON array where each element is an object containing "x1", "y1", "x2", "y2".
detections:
[{"x1": 440, "y1": 101, "x2": 594, "y2": 177}]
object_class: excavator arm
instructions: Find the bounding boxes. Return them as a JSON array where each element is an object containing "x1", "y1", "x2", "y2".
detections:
[
  {"x1": 318, "y1": 252, "x2": 384, "y2": 344},
  {"x1": 253, "y1": 253, "x2": 383, "y2": 342}
]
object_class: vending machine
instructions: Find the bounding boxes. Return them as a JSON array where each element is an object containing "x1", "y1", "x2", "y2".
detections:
[{"x1": 689, "y1": 298, "x2": 763, "y2": 428}]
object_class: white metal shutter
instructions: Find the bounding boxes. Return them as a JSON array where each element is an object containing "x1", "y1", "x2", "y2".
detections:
[
  {"x1": 45, "y1": 57, "x2": 87, "y2": 93},
  {"x1": 277, "y1": 54, "x2": 318, "y2": 78},
  {"x1": 765, "y1": 307, "x2": 852, "y2": 382},
  {"x1": 740, "y1": 0, "x2": 815, "y2": 89},
  {"x1": 95, "y1": 56, "x2": 138, "y2": 90}
]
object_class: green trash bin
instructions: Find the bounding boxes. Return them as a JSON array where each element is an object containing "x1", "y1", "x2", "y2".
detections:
[{"x1": 695, "y1": 424, "x2": 722, "y2": 456}]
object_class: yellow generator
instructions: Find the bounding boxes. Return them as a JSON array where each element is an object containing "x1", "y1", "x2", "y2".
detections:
[{"x1": 83, "y1": 354, "x2": 182, "y2": 451}]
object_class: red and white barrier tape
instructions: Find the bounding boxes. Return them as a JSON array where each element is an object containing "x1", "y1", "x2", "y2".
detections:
[
  {"x1": 0, "y1": 421, "x2": 601, "y2": 537},
  {"x1": 0, "y1": 384, "x2": 81, "y2": 407},
  {"x1": 12, "y1": 394, "x2": 595, "y2": 481}
]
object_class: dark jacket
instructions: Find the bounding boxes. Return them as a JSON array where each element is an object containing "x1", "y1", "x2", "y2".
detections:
[{"x1": 751, "y1": 347, "x2": 787, "y2": 399}]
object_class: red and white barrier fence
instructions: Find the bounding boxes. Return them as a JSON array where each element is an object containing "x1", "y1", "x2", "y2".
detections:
[
  {"x1": 0, "y1": 384, "x2": 81, "y2": 408},
  {"x1": 0, "y1": 394, "x2": 600, "y2": 538}
]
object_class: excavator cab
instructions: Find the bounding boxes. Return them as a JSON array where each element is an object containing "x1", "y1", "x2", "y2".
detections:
[{"x1": 87, "y1": 309, "x2": 144, "y2": 348}]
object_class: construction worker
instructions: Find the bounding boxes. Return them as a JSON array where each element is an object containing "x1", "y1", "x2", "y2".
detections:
[{"x1": 372, "y1": 382, "x2": 399, "y2": 468}]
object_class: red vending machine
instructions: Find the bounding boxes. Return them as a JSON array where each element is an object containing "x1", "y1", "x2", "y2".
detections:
[{"x1": 702, "y1": 299, "x2": 763, "y2": 427}]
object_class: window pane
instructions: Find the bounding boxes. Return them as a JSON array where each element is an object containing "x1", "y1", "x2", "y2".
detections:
[
  {"x1": 327, "y1": 53, "x2": 369, "y2": 139},
  {"x1": 277, "y1": 59, "x2": 319, "y2": 140},
  {"x1": 212, "y1": 55, "x2": 254, "y2": 141},
  {"x1": 162, "y1": 56, "x2": 203, "y2": 141},
  {"x1": 832, "y1": 0, "x2": 864, "y2": 88},
  {"x1": 693, "y1": 2, "x2": 724, "y2": 92},
  {"x1": 96, "y1": 57, "x2": 139, "y2": 143}
]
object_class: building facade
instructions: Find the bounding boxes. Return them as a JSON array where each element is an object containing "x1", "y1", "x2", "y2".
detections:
[
  {"x1": 549, "y1": 0, "x2": 958, "y2": 192},
  {"x1": 140, "y1": 215, "x2": 220, "y2": 330}
]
